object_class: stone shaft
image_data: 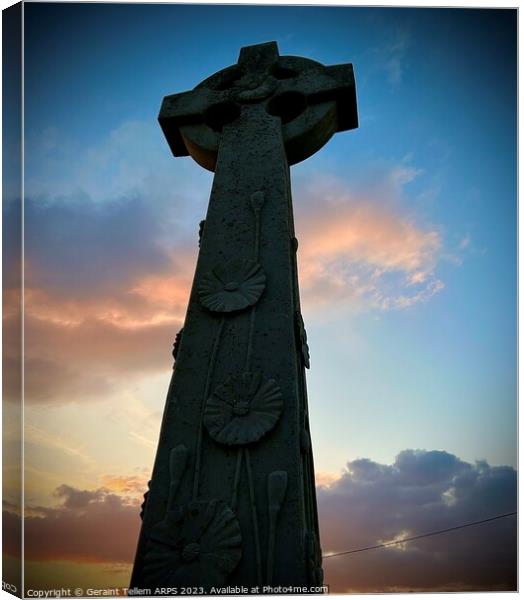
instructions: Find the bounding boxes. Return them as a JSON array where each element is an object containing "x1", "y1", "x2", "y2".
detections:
[
  {"x1": 131, "y1": 105, "x2": 319, "y2": 589},
  {"x1": 131, "y1": 41, "x2": 357, "y2": 593}
]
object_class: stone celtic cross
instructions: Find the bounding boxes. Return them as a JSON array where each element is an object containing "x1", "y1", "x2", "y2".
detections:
[{"x1": 131, "y1": 41, "x2": 358, "y2": 592}]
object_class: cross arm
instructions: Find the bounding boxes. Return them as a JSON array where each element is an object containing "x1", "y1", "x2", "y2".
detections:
[
  {"x1": 276, "y1": 61, "x2": 358, "y2": 133},
  {"x1": 324, "y1": 64, "x2": 358, "y2": 131},
  {"x1": 238, "y1": 41, "x2": 279, "y2": 71},
  {"x1": 158, "y1": 87, "x2": 225, "y2": 156}
]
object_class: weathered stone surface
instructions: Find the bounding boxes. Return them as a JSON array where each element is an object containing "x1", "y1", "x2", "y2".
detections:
[
  {"x1": 131, "y1": 41, "x2": 357, "y2": 593},
  {"x1": 159, "y1": 41, "x2": 357, "y2": 171}
]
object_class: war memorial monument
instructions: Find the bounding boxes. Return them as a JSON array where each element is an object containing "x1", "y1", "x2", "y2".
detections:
[{"x1": 130, "y1": 41, "x2": 358, "y2": 593}]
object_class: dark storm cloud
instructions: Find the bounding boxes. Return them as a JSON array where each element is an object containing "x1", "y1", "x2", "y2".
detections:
[
  {"x1": 16, "y1": 486, "x2": 140, "y2": 564},
  {"x1": 24, "y1": 194, "x2": 173, "y2": 296},
  {"x1": 5, "y1": 190, "x2": 196, "y2": 405},
  {"x1": 2, "y1": 508, "x2": 21, "y2": 560},
  {"x1": 319, "y1": 449, "x2": 517, "y2": 592},
  {"x1": 5, "y1": 450, "x2": 516, "y2": 592},
  {"x1": 54, "y1": 485, "x2": 105, "y2": 510}
]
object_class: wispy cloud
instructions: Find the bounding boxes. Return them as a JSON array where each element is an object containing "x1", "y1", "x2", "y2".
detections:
[
  {"x1": 21, "y1": 313, "x2": 178, "y2": 403},
  {"x1": 381, "y1": 29, "x2": 411, "y2": 88},
  {"x1": 25, "y1": 424, "x2": 96, "y2": 469},
  {"x1": 100, "y1": 472, "x2": 149, "y2": 500},
  {"x1": 4, "y1": 190, "x2": 195, "y2": 405},
  {"x1": 294, "y1": 170, "x2": 444, "y2": 313},
  {"x1": 15, "y1": 120, "x2": 452, "y2": 406},
  {"x1": 24, "y1": 120, "x2": 211, "y2": 211}
]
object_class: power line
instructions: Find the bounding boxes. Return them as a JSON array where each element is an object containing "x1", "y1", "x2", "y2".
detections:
[{"x1": 322, "y1": 511, "x2": 517, "y2": 559}]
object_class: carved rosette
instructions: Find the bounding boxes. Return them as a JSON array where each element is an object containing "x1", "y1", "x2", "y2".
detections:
[
  {"x1": 198, "y1": 219, "x2": 206, "y2": 247},
  {"x1": 295, "y1": 311, "x2": 311, "y2": 369},
  {"x1": 143, "y1": 499, "x2": 242, "y2": 588},
  {"x1": 172, "y1": 327, "x2": 184, "y2": 366},
  {"x1": 204, "y1": 372, "x2": 283, "y2": 445},
  {"x1": 198, "y1": 258, "x2": 266, "y2": 313},
  {"x1": 140, "y1": 481, "x2": 152, "y2": 521}
]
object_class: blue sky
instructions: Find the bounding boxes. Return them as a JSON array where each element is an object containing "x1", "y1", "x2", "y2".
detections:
[
  {"x1": 24, "y1": 4, "x2": 516, "y2": 467},
  {"x1": 4, "y1": 3, "x2": 517, "y2": 592}
]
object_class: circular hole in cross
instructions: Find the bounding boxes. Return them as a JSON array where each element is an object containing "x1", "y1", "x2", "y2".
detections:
[
  {"x1": 267, "y1": 91, "x2": 307, "y2": 124},
  {"x1": 205, "y1": 102, "x2": 241, "y2": 132}
]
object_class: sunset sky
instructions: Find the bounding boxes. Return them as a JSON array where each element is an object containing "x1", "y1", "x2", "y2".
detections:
[{"x1": 3, "y1": 4, "x2": 517, "y2": 593}]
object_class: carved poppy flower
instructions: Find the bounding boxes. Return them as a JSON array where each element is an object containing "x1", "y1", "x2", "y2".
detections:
[
  {"x1": 198, "y1": 258, "x2": 266, "y2": 313},
  {"x1": 295, "y1": 311, "x2": 310, "y2": 369},
  {"x1": 204, "y1": 372, "x2": 283, "y2": 445},
  {"x1": 142, "y1": 499, "x2": 242, "y2": 588}
]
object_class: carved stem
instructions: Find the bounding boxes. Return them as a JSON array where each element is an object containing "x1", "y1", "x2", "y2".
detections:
[
  {"x1": 231, "y1": 447, "x2": 243, "y2": 511},
  {"x1": 254, "y1": 216, "x2": 261, "y2": 260},
  {"x1": 266, "y1": 470, "x2": 288, "y2": 584},
  {"x1": 250, "y1": 191, "x2": 264, "y2": 261},
  {"x1": 167, "y1": 444, "x2": 188, "y2": 510},
  {"x1": 267, "y1": 514, "x2": 277, "y2": 584},
  {"x1": 244, "y1": 447, "x2": 262, "y2": 585},
  {"x1": 242, "y1": 194, "x2": 264, "y2": 584},
  {"x1": 193, "y1": 316, "x2": 225, "y2": 500},
  {"x1": 245, "y1": 191, "x2": 265, "y2": 373},
  {"x1": 245, "y1": 306, "x2": 257, "y2": 371}
]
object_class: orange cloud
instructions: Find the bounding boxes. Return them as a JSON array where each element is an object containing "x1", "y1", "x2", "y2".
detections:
[
  {"x1": 299, "y1": 203, "x2": 440, "y2": 273},
  {"x1": 100, "y1": 473, "x2": 149, "y2": 499},
  {"x1": 294, "y1": 179, "x2": 444, "y2": 312},
  {"x1": 315, "y1": 471, "x2": 340, "y2": 488},
  {"x1": 8, "y1": 253, "x2": 194, "y2": 404},
  {"x1": 21, "y1": 313, "x2": 177, "y2": 402},
  {"x1": 24, "y1": 271, "x2": 191, "y2": 330},
  {"x1": 130, "y1": 273, "x2": 193, "y2": 320},
  {"x1": 14, "y1": 167, "x2": 447, "y2": 406}
]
